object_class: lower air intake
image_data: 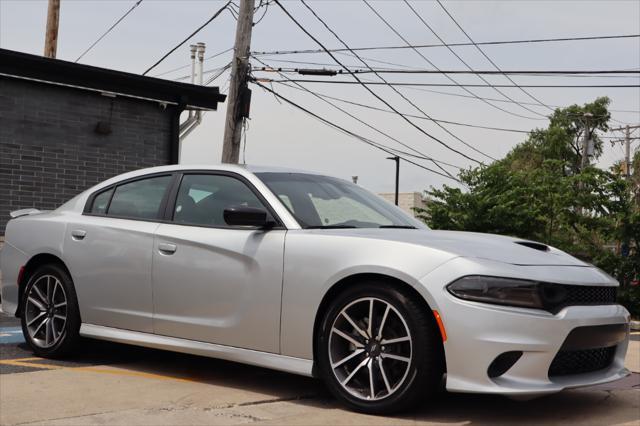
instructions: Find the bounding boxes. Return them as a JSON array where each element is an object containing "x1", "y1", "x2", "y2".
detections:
[{"x1": 548, "y1": 346, "x2": 617, "y2": 377}]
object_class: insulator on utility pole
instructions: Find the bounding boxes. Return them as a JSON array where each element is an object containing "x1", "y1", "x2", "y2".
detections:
[
  {"x1": 221, "y1": 0, "x2": 256, "y2": 164},
  {"x1": 44, "y1": 0, "x2": 61, "y2": 58}
]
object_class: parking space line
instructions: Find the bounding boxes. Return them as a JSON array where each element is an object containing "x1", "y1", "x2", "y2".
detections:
[
  {"x1": 0, "y1": 358, "x2": 199, "y2": 384},
  {"x1": 0, "y1": 359, "x2": 61, "y2": 369}
]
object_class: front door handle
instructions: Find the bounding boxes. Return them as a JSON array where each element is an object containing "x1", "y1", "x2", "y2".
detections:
[
  {"x1": 158, "y1": 243, "x2": 177, "y2": 255},
  {"x1": 71, "y1": 229, "x2": 86, "y2": 240}
]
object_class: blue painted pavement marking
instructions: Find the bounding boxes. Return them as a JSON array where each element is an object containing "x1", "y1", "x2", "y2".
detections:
[{"x1": 0, "y1": 327, "x2": 24, "y2": 344}]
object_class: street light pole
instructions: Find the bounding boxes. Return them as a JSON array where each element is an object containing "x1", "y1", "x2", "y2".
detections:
[{"x1": 387, "y1": 156, "x2": 400, "y2": 206}]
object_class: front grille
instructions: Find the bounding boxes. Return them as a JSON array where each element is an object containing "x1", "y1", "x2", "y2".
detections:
[
  {"x1": 548, "y1": 346, "x2": 617, "y2": 377},
  {"x1": 541, "y1": 284, "x2": 617, "y2": 313}
]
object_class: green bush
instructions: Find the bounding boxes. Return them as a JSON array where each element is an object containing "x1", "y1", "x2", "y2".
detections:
[{"x1": 618, "y1": 285, "x2": 640, "y2": 319}]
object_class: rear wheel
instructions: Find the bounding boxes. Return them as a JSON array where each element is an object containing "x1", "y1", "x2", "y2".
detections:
[
  {"x1": 316, "y1": 282, "x2": 444, "y2": 414},
  {"x1": 20, "y1": 264, "x2": 81, "y2": 358}
]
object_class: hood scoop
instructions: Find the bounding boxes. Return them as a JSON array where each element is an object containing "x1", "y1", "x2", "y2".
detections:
[{"x1": 515, "y1": 241, "x2": 550, "y2": 252}]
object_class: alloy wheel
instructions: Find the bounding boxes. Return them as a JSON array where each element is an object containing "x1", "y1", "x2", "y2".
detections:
[
  {"x1": 24, "y1": 275, "x2": 68, "y2": 348},
  {"x1": 328, "y1": 297, "x2": 412, "y2": 401}
]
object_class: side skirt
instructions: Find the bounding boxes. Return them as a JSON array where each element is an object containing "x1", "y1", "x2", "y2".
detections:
[{"x1": 80, "y1": 323, "x2": 314, "y2": 377}]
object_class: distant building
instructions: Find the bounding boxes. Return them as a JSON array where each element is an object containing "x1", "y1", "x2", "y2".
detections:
[{"x1": 378, "y1": 192, "x2": 427, "y2": 217}]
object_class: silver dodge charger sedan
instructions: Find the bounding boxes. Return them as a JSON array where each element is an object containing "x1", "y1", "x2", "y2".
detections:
[{"x1": 0, "y1": 164, "x2": 630, "y2": 413}]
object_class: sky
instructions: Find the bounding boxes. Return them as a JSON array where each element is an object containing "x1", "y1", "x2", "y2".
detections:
[{"x1": 1, "y1": 0, "x2": 639, "y2": 194}]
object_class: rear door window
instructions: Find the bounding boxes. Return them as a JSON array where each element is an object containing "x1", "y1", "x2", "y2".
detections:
[{"x1": 107, "y1": 175, "x2": 172, "y2": 220}]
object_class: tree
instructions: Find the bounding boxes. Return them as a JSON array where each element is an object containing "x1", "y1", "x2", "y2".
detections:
[{"x1": 415, "y1": 98, "x2": 639, "y2": 315}]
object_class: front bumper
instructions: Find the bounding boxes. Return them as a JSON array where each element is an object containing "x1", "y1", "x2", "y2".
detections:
[{"x1": 422, "y1": 257, "x2": 630, "y2": 396}]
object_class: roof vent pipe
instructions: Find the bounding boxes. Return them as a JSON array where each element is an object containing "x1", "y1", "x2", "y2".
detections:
[
  {"x1": 188, "y1": 44, "x2": 197, "y2": 119},
  {"x1": 196, "y1": 42, "x2": 206, "y2": 121}
]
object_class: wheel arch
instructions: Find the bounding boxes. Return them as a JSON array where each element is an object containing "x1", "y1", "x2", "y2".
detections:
[
  {"x1": 311, "y1": 272, "x2": 446, "y2": 377},
  {"x1": 16, "y1": 253, "x2": 73, "y2": 318}
]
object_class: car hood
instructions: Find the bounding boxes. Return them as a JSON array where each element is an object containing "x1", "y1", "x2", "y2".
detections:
[{"x1": 314, "y1": 229, "x2": 589, "y2": 267}]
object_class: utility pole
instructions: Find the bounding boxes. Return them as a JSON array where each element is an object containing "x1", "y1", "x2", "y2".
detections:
[
  {"x1": 610, "y1": 124, "x2": 640, "y2": 177},
  {"x1": 625, "y1": 125, "x2": 631, "y2": 178},
  {"x1": 580, "y1": 112, "x2": 593, "y2": 171},
  {"x1": 221, "y1": 0, "x2": 255, "y2": 164},
  {"x1": 387, "y1": 156, "x2": 400, "y2": 206},
  {"x1": 44, "y1": 0, "x2": 60, "y2": 58}
]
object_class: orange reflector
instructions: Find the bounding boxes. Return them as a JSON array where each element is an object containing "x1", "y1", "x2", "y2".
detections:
[{"x1": 433, "y1": 310, "x2": 447, "y2": 342}]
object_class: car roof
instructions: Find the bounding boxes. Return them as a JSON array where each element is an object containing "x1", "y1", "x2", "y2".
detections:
[{"x1": 110, "y1": 164, "x2": 325, "y2": 177}]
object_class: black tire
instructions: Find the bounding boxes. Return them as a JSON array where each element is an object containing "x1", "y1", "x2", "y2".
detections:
[
  {"x1": 316, "y1": 282, "x2": 445, "y2": 414},
  {"x1": 20, "y1": 263, "x2": 81, "y2": 358}
]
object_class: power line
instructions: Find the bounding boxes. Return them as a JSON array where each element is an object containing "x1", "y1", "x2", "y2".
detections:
[
  {"x1": 254, "y1": 67, "x2": 640, "y2": 75},
  {"x1": 287, "y1": 0, "x2": 493, "y2": 164},
  {"x1": 364, "y1": 0, "x2": 545, "y2": 120},
  {"x1": 142, "y1": 1, "x2": 231, "y2": 76},
  {"x1": 272, "y1": 80, "x2": 635, "y2": 143},
  {"x1": 252, "y1": 56, "x2": 463, "y2": 171},
  {"x1": 252, "y1": 34, "x2": 640, "y2": 56},
  {"x1": 432, "y1": 0, "x2": 555, "y2": 114},
  {"x1": 395, "y1": 84, "x2": 640, "y2": 113},
  {"x1": 75, "y1": 0, "x2": 144, "y2": 62},
  {"x1": 253, "y1": 80, "x2": 462, "y2": 182},
  {"x1": 153, "y1": 47, "x2": 233, "y2": 78},
  {"x1": 271, "y1": 79, "x2": 531, "y2": 134},
  {"x1": 261, "y1": 78, "x2": 640, "y2": 88}
]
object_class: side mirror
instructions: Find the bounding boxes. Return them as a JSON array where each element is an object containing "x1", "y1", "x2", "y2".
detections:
[{"x1": 223, "y1": 206, "x2": 274, "y2": 228}]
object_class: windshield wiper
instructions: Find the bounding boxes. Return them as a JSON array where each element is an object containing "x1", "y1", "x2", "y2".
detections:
[
  {"x1": 378, "y1": 225, "x2": 417, "y2": 229},
  {"x1": 306, "y1": 225, "x2": 357, "y2": 229}
]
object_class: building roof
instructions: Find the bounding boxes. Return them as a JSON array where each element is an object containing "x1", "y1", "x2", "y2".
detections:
[{"x1": 0, "y1": 48, "x2": 226, "y2": 110}]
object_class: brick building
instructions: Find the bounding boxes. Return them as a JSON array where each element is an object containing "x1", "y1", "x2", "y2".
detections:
[{"x1": 0, "y1": 49, "x2": 225, "y2": 235}]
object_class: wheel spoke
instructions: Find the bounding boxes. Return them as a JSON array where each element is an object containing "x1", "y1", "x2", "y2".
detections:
[
  {"x1": 341, "y1": 312, "x2": 368, "y2": 340},
  {"x1": 342, "y1": 357, "x2": 369, "y2": 386},
  {"x1": 32, "y1": 317, "x2": 47, "y2": 337},
  {"x1": 367, "y1": 299, "x2": 373, "y2": 338},
  {"x1": 51, "y1": 318, "x2": 58, "y2": 340},
  {"x1": 381, "y1": 353, "x2": 411, "y2": 363},
  {"x1": 332, "y1": 328, "x2": 364, "y2": 348},
  {"x1": 379, "y1": 358, "x2": 392, "y2": 394},
  {"x1": 45, "y1": 318, "x2": 52, "y2": 345},
  {"x1": 27, "y1": 297, "x2": 46, "y2": 311},
  {"x1": 381, "y1": 336, "x2": 411, "y2": 345},
  {"x1": 46, "y1": 277, "x2": 52, "y2": 304},
  {"x1": 32, "y1": 284, "x2": 48, "y2": 306},
  {"x1": 376, "y1": 305, "x2": 390, "y2": 340},
  {"x1": 27, "y1": 312, "x2": 46, "y2": 327},
  {"x1": 54, "y1": 301, "x2": 67, "y2": 309},
  {"x1": 368, "y1": 358, "x2": 375, "y2": 399},
  {"x1": 52, "y1": 280, "x2": 59, "y2": 303},
  {"x1": 331, "y1": 348, "x2": 364, "y2": 369}
]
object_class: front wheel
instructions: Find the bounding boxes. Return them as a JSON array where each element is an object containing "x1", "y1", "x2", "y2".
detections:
[
  {"x1": 20, "y1": 264, "x2": 81, "y2": 358},
  {"x1": 316, "y1": 283, "x2": 444, "y2": 414}
]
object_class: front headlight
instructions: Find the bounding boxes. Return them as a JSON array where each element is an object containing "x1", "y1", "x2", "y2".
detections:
[{"x1": 447, "y1": 276, "x2": 545, "y2": 309}]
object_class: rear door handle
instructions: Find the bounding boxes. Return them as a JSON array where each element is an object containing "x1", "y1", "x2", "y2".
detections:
[
  {"x1": 158, "y1": 243, "x2": 177, "y2": 255},
  {"x1": 71, "y1": 229, "x2": 86, "y2": 240}
]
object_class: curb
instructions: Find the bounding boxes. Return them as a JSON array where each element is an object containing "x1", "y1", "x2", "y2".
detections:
[{"x1": 631, "y1": 321, "x2": 640, "y2": 332}]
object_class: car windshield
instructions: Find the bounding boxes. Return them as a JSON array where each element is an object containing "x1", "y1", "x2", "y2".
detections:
[{"x1": 256, "y1": 172, "x2": 422, "y2": 229}]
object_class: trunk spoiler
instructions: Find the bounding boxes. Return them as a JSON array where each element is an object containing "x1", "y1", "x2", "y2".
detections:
[{"x1": 10, "y1": 208, "x2": 43, "y2": 219}]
